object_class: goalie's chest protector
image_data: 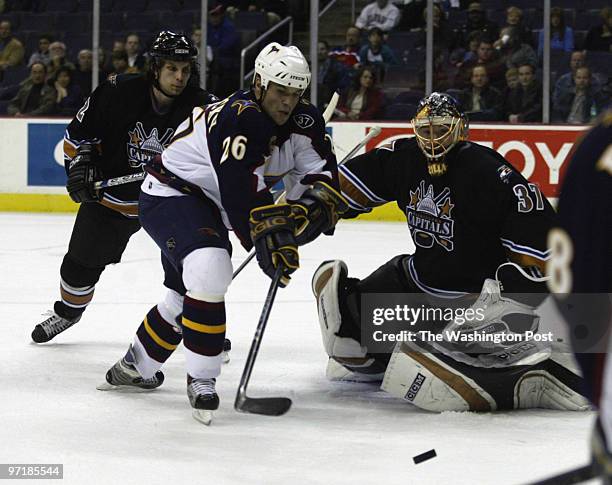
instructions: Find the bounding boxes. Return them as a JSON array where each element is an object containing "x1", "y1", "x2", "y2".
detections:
[{"x1": 393, "y1": 140, "x2": 540, "y2": 293}]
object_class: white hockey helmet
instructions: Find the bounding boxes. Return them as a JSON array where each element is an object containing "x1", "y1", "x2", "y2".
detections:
[{"x1": 253, "y1": 42, "x2": 311, "y2": 94}]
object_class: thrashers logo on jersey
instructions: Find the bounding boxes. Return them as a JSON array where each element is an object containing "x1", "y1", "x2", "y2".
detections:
[
  {"x1": 405, "y1": 181, "x2": 455, "y2": 251},
  {"x1": 127, "y1": 122, "x2": 174, "y2": 168}
]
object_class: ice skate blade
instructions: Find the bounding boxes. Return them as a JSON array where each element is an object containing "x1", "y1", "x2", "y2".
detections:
[
  {"x1": 192, "y1": 409, "x2": 213, "y2": 425},
  {"x1": 96, "y1": 381, "x2": 158, "y2": 392}
]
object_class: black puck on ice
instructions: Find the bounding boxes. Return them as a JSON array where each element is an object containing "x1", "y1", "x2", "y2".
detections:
[{"x1": 413, "y1": 449, "x2": 437, "y2": 464}]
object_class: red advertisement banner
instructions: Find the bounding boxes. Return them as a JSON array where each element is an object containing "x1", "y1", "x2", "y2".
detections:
[{"x1": 366, "y1": 125, "x2": 588, "y2": 198}]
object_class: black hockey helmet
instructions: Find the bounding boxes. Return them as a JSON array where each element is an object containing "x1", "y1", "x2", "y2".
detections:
[
  {"x1": 148, "y1": 30, "x2": 199, "y2": 96},
  {"x1": 412, "y1": 92, "x2": 468, "y2": 174}
]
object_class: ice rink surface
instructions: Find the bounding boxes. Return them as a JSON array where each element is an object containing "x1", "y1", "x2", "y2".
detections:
[{"x1": 0, "y1": 213, "x2": 596, "y2": 485}]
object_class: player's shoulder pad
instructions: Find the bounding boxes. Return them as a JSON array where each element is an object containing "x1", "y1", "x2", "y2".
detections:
[
  {"x1": 180, "y1": 85, "x2": 218, "y2": 106},
  {"x1": 287, "y1": 100, "x2": 325, "y2": 138},
  {"x1": 106, "y1": 72, "x2": 146, "y2": 90},
  {"x1": 375, "y1": 136, "x2": 414, "y2": 153},
  {"x1": 221, "y1": 91, "x2": 276, "y2": 138},
  {"x1": 456, "y1": 140, "x2": 520, "y2": 180}
]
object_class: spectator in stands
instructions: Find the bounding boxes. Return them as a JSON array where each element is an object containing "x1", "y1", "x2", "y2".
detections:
[
  {"x1": 0, "y1": 20, "x2": 24, "y2": 71},
  {"x1": 415, "y1": 4, "x2": 458, "y2": 54},
  {"x1": 585, "y1": 7, "x2": 612, "y2": 52},
  {"x1": 503, "y1": 63, "x2": 542, "y2": 123},
  {"x1": 552, "y1": 66, "x2": 609, "y2": 124},
  {"x1": 358, "y1": 27, "x2": 399, "y2": 81},
  {"x1": 537, "y1": 7, "x2": 574, "y2": 58},
  {"x1": 47, "y1": 41, "x2": 75, "y2": 79},
  {"x1": 355, "y1": 0, "x2": 400, "y2": 34},
  {"x1": 553, "y1": 50, "x2": 604, "y2": 107},
  {"x1": 72, "y1": 49, "x2": 103, "y2": 97},
  {"x1": 207, "y1": 1, "x2": 240, "y2": 97},
  {"x1": 52, "y1": 65, "x2": 83, "y2": 116},
  {"x1": 329, "y1": 26, "x2": 362, "y2": 70},
  {"x1": 109, "y1": 49, "x2": 128, "y2": 77},
  {"x1": 504, "y1": 66, "x2": 518, "y2": 90},
  {"x1": 336, "y1": 66, "x2": 383, "y2": 120},
  {"x1": 496, "y1": 26, "x2": 537, "y2": 69},
  {"x1": 458, "y1": 65, "x2": 502, "y2": 121},
  {"x1": 457, "y1": 31, "x2": 482, "y2": 66},
  {"x1": 27, "y1": 33, "x2": 52, "y2": 68},
  {"x1": 495, "y1": 6, "x2": 532, "y2": 47},
  {"x1": 224, "y1": 1, "x2": 288, "y2": 27},
  {"x1": 456, "y1": 38, "x2": 505, "y2": 89},
  {"x1": 459, "y1": 2, "x2": 499, "y2": 50},
  {"x1": 317, "y1": 40, "x2": 350, "y2": 108},
  {"x1": 125, "y1": 33, "x2": 146, "y2": 73},
  {"x1": 7, "y1": 62, "x2": 56, "y2": 117}
]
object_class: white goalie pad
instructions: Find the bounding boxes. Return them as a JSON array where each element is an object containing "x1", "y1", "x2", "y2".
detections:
[
  {"x1": 382, "y1": 342, "x2": 497, "y2": 412},
  {"x1": 311, "y1": 260, "x2": 367, "y2": 360}
]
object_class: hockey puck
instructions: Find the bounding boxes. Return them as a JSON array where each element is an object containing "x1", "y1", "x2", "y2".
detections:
[{"x1": 413, "y1": 449, "x2": 437, "y2": 464}]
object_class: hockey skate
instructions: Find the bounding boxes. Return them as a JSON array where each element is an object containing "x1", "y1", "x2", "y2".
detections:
[
  {"x1": 31, "y1": 310, "x2": 82, "y2": 343},
  {"x1": 97, "y1": 345, "x2": 164, "y2": 391},
  {"x1": 187, "y1": 375, "x2": 219, "y2": 425}
]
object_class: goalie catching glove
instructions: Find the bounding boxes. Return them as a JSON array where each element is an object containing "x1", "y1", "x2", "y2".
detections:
[
  {"x1": 291, "y1": 181, "x2": 349, "y2": 246},
  {"x1": 249, "y1": 204, "x2": 299, "y2": 287},
  {"x1": 66, "y1": 143, "x2": 103, "y2": 203}
]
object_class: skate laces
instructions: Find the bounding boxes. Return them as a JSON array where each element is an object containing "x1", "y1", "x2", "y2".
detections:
[
  {"x1": 190, "y1": 378, "x2": 216, "y2": 396},
  {"x1": 39, "y1": 311, "x2": 77, "y2": 334}
]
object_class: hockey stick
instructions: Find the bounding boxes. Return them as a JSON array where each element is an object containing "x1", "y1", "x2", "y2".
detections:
[
  {"x1": 231, "y1": 125, "x2": 382, "y2": 280},
  {"x1": 93, "y1": 172, "x2": 145, "y2": 191},
  {"x1": 234, "y1": 265, "x2": 291, "y2": 416},
  {"x1": 525, "y1": 463, "x2": 595, "y2": 485},
  {"x1": 322, "y1": 91, "x2": 339, "y2": 123}
]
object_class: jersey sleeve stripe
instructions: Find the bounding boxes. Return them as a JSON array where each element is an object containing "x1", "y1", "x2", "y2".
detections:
[
  {"x1": 500, "y1": 238, "x2": 551, "y2": 260},
  {"x1": 339, "y1": 166, "x2": 388, "y2": 207}
]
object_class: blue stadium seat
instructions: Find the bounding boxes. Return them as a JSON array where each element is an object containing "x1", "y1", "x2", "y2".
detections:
[
  {"x1": 44, "y1": 0, "x2": 78, "y2": 12},
  {"x1": 100, "y1": 12, "x2": 124, "y2": 32},
  {"x1": 386, "y1": 31, "x2": 420, "y2": 56},
  {"x1": 19, "y1": 13, "x2": 55, "y2": 32},
  {"x1": 582, "y1": 0, "x2": 609, "y2": 9},
  {"x1": 64, "y1": 33, "x2": 92, "y2": 56},
  {"x1": 587, "y1": 51, "x2": 612, "y2": 77},
  {"x1": 1, "y1": 12, "x2": 21, "y2": 29},
  {"x1": 384, "y1": 103, "x2": 417, "y2": 120},
  {"x1": 56, "y1": 13, "x2": 92, "y2": 34},
  {"x1": 575, "y1": 12, "x2": 600, "y2": 30},
  {"x1": 394, "y1": 90, "x2": 425, "y2": 104},
  {"x1": 445, "y1": 88, "x2": 463, "y2": 102},
  {"x1": 115, "y1": 0, "x2": 148, "y2": 12},
  {"x1": 574, "y1": 29, "x2": 587, "y2": 49},
  {"x1": 0, "y1": 100, "x2": 10, "y2": 115},
  {"x1": 2, "y1": 65, "x2": 29, "y2": 85},
  {"x1": 384, "y1": 65, "x2": 420, "y2": 88},
  {"x1": 165, "y1": 11, "x2": 196, "y2": 34},
  {"x1": 147, "y1": 0, "x2": 180, "y2": 12},
  {"x1": 124, "y1": 13, "x2": 158, "y2": 32},
  {"x1": 233, "y1": 11, "x2": 267, "y2": 33}
]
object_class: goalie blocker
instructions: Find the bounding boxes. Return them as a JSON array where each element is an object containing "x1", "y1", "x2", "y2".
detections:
[{"x1": 312, "y1": 259, "x2": 590, "y2": 412}]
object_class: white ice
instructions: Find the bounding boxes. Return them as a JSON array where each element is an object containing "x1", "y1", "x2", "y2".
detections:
[{"x1": 0, "y1": 213, "x2": 596, "y2": 485}]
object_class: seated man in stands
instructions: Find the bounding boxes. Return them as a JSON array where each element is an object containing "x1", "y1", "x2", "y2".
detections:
[
  {"x1": 458, "y1": 65, "x2": 502, "y2": 121},
  {"x1": 355, "y1": 0, "x2": 400, "y2": 34},
  {"x1": 0, "y1": 20, "x2": 24, "y2": 72},
  {"x1": 7, "y1": 62, "x2": 56, "y2": 117},
  {"x1": 503, "y1": 62, "x2": 542, "y2": 123},
  {"x1": 552, "y1": 66, "x2": 609, "y2": 124},
  {"x1": 553, "y1": 50, "x2": 604, "y2": 107},
  {"x1": 329, "y1": 26, "x2": 362, "y2": 71},
  {"x1": 456, "y1": 38, "x2": 506, "y2": 90}
]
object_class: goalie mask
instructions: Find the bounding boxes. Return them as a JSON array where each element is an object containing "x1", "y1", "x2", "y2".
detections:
[
  {"x1": 412, "y1": 92, "x2": 468, "y2": 176},
  {"x1": 253, "y1": 42, "x2": 311, "y2": 96}
]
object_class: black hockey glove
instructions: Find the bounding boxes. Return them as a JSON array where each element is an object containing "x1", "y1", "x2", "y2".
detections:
[
  {"x1": 249, "y1": 204, "x2": 299, "y2": 287},
  {"x1": 66, "y1": 143, "x2": 102, "y2": 203},
  {"x1": 292, "y1": 181, "x2": 349, "y2": 246}
]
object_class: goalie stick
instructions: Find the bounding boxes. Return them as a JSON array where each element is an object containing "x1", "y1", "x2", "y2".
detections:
[
  {"x1": 231, "y1": 125, "x2": 383, "y2": 280},
  {"x1": 525, "y1": 463, "x2": 595, "y2": 485},
  {"x1": 234, "y1": 265, "x2": 291, "y2": 416}
]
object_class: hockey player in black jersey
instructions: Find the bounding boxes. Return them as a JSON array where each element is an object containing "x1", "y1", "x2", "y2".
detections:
[
  {"x1": 549, "y1": 112, "x2": 612, "y2": 479},
  {"x1": 31, "y1": 31, "x2": 218, "y2": 343},
  {"x1": 97, "y1": 43, "x2": 346, "y2": 424},
  {"x1": 312, "y1": 92, "x2": 589, "y2": 412}
]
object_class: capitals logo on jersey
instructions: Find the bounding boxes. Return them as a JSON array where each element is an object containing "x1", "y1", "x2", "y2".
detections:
[
  {"x1": 406, "y1": 181, "x2": 455, "y2": 251},
  {"x1": 127, "y1": 122, "x2": 174, "y2": 168}
]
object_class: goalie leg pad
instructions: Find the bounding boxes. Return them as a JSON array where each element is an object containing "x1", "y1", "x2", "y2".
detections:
[
  {"x1": 382, "y1": 342, "x2": 497, "y2": 412},
  {"x1": 312, "y1": 260, "x2": 367, "y2": 360}
]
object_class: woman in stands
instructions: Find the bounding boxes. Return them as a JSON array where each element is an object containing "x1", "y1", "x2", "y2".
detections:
[
  {"x1": 335, "y1": 65, "x2": 383, "y2": 120},
  {"x1": 538, "y1": 7, "x2": 574, "y2": 57},
  {"x1": 52, "y1": 65, "x2": 83, "y2": 116}
]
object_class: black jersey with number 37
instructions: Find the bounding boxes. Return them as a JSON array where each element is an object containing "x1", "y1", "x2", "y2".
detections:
[{"x1": 340, "y1": 137, "x2": 555, "y2": 295}]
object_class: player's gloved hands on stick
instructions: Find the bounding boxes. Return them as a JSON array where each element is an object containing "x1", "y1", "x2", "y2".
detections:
[
  {"x1": 249, "y1": 204, "x2": 299, "y2": 287},
  {"x1": 292, "y1": 181, "x2": 349, "y2": 246},
  {"x1": 66, "y1": 143, "x2": 103, "y2": 203}
]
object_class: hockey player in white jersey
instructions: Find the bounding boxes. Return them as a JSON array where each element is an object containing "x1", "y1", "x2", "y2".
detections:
[{"x1": 98, "y1": 43, "x2": 347, "y2": 425}]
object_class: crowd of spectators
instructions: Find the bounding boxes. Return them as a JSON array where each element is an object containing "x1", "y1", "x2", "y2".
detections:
[
  {"x1": 317, "y1": 0, "x2": 612, "y2": 121},
  {"x1": 0, "y1": 0, "x2": 610, "y2": 122}
]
